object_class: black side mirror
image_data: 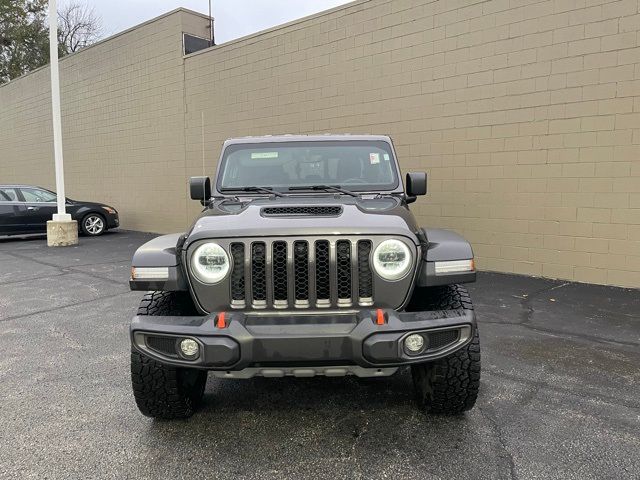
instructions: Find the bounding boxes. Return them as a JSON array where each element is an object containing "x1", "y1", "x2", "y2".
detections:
[
  {"x1": 406, "y1": 172, "x2": 427, "y2": 203},
  {"x1": 190, "y1": 176, "x2": 211, "y2": 204}
]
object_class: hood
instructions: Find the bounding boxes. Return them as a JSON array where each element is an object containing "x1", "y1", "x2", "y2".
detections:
[{"x1": 184, "y1": 195, "x2": 420, "y2": 246}]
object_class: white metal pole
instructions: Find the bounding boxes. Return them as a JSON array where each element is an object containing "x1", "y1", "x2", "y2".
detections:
[
  {"x1": 48, "y1": 0, "x2": 70, "y2": 221},
  {"x1": 208, "y1": 0, "x2": 213, "y2": 46}
]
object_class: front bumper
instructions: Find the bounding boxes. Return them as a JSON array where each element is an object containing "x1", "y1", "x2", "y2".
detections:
[
  {"x1": 130, "y1": 308, "x2": 476, "y2": 372},
  {"x1": 106, "y1": 213, "x2": 119, "y2": 229}
]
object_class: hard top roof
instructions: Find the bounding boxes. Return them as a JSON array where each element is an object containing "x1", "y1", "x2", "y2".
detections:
[{"x1": 223, "y1": 134, "x2": 392, "y2": 145}]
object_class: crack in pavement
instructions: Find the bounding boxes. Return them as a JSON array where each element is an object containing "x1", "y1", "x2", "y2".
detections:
[
  {"x1": 1, "y1": 249, "x2": 131, "y2": 270},
  {"x1": 0, "y1": 250, "x2": 130, "y2": 287},
  {"x1": 517, "y1": 282, "x2": 569, "y2": 325},
  {"x1": 0, "y1": 291, "x2": 133, "y2": 323},
  {"x1": 348, "y1": 415, "x2": 370, "y2": 480},
  {"x1": 478, "y1": 406, "x2": 517, "y2": 480},
  {"x1": 0, "y1": 270, "x2": 70, "y2": 287},
  {"x1": 479, "y1": 320, "x2": 640, "y2": 349},
  {"x1": 482, "y1": 369, "x2": 640, "y2": 410}
]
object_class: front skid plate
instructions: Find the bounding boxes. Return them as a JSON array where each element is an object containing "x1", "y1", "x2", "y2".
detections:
[{"x1": 209, "y1": 365, "x2": 399, "y2": 379}]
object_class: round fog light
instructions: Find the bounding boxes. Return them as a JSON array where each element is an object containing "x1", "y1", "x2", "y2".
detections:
[
  {"x1": 179, "y1": 338, "x2": 200, "y2": 359},
  {"x1": 404, "y1": 334, "x2": 425, "y2": 354}
]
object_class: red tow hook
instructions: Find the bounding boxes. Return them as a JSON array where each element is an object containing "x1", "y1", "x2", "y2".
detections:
[
  {"x1": 375, "y1": 308, "x2": 387, "y2": 325},
  {"x1": 215, "y1": 312, "x2": 227, "y2": 329}
]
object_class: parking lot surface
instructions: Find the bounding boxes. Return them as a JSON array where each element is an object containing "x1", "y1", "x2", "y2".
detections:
[{"x1": 0, "y1": 231, "x2": 638, "y2": 479}]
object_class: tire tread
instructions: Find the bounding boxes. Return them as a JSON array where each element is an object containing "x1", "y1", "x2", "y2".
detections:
[
  {"x1": 411, "y1": 284, "x2": 481, "y2": 415},
  {"x1": 131, "y1": 291, "x2": 205, "y2": 419}
]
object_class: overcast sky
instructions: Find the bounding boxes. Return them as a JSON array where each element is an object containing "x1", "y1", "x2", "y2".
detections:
[{"x1": 78, "y1": 0, "x2": 353, "y2": 44}]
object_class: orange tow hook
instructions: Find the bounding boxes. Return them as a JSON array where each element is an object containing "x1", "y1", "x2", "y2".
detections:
[{"x1": 216, "y1": 312, "x2": 226, "y2": 329}]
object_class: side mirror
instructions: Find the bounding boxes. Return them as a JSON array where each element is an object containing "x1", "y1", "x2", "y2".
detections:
[
  {"x1": 190, "y1": 176, "x2": 211, "y2": 204},
  {"x1": 406, "y1": 172, "x2": 427, "y2": 203}
]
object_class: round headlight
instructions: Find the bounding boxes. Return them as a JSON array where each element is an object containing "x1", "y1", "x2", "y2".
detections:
[
  {"x1": 373, "y1": 239, "x2": 413, "y2": 281},
  {"x1": 191, "y1": 242, "x2": 230, "y2": 284}
]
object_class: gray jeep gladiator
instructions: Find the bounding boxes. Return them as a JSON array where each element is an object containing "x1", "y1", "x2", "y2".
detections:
[{"x1": 129, "y1": 135, "x2": 480, "y2": 419}]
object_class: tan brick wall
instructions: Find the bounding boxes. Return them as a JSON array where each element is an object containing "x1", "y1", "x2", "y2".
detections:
[
  {"x1": 0, "y1": 9, "x2": 210, "y2": 232},
  {"x1": 2, "y1": 1, "x2": 640, "y2": 288}
]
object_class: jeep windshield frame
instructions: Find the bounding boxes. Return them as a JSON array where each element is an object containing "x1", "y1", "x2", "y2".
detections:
[{"x1": 215, "y1": 140, "x2": 402, "y2": 195}]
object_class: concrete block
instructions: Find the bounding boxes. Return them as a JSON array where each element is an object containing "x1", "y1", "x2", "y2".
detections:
[{"x1": 47, "y1": 221, "x2": 79, "y2": 247}]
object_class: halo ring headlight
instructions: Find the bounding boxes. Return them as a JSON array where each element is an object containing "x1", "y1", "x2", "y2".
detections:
[
  {"x1": 372, "y1": 239, "x2": 413, "y2": 281},
  {"x1": 191, "y1": 242, "x2": 230, "y2": 284}
]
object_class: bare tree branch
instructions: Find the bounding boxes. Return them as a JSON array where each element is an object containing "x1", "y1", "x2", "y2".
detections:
[{"x1": 57, "y1": 1, "x2": 102, "y2": 54}]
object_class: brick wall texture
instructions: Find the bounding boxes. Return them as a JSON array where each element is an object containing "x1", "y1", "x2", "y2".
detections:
[{"x1": 1, "y1": 1, "x2": 639, "y2": 288}]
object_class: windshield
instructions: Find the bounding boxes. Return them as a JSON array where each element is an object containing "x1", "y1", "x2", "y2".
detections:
[{"x1": 218, "y1": 141, "x2": 399, "y2": 192}]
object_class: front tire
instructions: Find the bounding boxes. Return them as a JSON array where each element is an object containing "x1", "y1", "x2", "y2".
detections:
[
  {"x1": 80, "y1": 213, "x2": 106, "y2": 236},
  {"x1": 410, "y1": 285, "x2": 481, "y2": 415},
  {"x1": 131, "y1": 291, "x2": 207, "y2": 419}
]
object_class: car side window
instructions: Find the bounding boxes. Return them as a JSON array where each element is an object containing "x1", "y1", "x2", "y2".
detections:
[
  {"x1": 20, "y1": 188, "x2": 57, "y2": 203},
  {"x1": 0, "y1": 188, "x2": 19, "y2": 202}
]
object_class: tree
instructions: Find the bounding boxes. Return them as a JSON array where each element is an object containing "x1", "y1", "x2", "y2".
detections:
[
  {"x1": 0, "y1": 0, "x2": 49, "y2": 83},
  {"x1": 0, "y1": 0, "x2": 102, "y2": 85},
  {"x1": 57, "y1": 1, "x2": 101, "y2": 54}
]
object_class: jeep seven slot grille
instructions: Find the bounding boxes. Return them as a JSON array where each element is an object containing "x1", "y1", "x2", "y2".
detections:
[{"x1": 230, "y1": 238, "x2": 376, "y2": 309}]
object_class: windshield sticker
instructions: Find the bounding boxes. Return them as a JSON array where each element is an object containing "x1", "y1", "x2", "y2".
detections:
[
  {"x1": 251, "y1": 152, "x2": 279, "y2": 159},
  {"x1": 369, "y1": 153, "x2": 380, "y2": 164},
  {"x1": 383, "y1": 153, "x2": 390, "y2": 161}
]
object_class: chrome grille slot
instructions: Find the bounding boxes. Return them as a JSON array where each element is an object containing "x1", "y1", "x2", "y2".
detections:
[
  {"x1": 230, "y1": 243, "x2": 245, "y2": 308},
  {"x1": 315, "y1": 240, "x2": 331, "y2": 307},
  {"x1": 272, "y1": 241, "x2": 288, "y2": 307},
  {"x1": 251, "y1": 242, "x2": 267, "y2": 307},
  {"x1": 357, "y1": 240, "x2": 373, "y2": 305},
  {"x1": 293, "y1": 241, "x2": 309, "y2": 307},
  {"x1": 336, "y1": 240, "x2": 352, "y2": 305}
]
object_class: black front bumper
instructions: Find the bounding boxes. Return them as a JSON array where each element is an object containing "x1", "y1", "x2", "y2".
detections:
[
  {"x1": 131, "y1": 308, "x2": 476, "y2": 370},
  {"x1": 106, "y1": 213, "x2": 119, "y2": 229}
]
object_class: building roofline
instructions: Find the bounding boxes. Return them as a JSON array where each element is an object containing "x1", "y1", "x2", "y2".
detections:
[
  {"x1": 184, "y1": 0, "x2": 370, "y2": 59},
  {"x1": 0, "y1": 7, "x2": 210, "y2": 88}
]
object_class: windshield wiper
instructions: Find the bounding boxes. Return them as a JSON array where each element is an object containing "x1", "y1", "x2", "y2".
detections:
[
  {"x1": 221, "y1": 186, "x2": 286, "y2": 198},
  {"x1": 288, "y1": 185, "x2": 359, "y2": 197}
]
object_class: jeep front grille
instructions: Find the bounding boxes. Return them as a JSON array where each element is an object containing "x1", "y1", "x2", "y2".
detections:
[{"x1": 229, "y1": 238, "x2": 376, "y2": 309}]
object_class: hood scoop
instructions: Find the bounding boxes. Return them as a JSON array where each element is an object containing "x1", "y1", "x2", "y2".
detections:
[{"x1": 261, "y1": 206, "x2": 343, "y2": 217}]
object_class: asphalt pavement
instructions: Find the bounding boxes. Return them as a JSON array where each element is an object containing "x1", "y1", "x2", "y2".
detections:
[{"x1": 0, "y1": 231, "x2": 638, "y2": 479}]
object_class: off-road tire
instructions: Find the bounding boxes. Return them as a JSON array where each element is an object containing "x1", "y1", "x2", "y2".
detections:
[
  {"x1": 131, "y1": 291, "x2": 207, "y2": 419},
  {"x1": 410, "y1": 284, "x2": 481, "y2": 415}
]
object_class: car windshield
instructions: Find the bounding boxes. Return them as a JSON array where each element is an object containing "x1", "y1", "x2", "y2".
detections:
[{"x1": 218, "y1": 140, "x2": 399, "y2": 192}]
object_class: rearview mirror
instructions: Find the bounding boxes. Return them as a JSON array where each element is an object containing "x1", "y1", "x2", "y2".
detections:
[
  {"x1": 406, "y1": 172, "x2": 427, "y2": 202},
  {"x1": 190, "y1": 176, "x2": 211, "y2": 204}
]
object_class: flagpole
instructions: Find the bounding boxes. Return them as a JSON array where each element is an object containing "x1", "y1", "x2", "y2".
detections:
[{"x1": 47, "y1": 0, "x2": 77, "y2": 246}]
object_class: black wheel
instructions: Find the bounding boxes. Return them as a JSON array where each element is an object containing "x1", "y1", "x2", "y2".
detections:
[
  {"x1": 410, "y1": 284, "x2": 481, "y2": 415},
  {"x1": 80, "y1": 213, "x2": 106, "y2": 236},
  {"x1": 131, "y1": 291, "x2": 207, "y2": 419}
]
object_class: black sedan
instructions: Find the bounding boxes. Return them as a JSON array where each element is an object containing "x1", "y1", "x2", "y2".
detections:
[{"x1": 0, "y1": 185, "x2": 119, "y2": 237}]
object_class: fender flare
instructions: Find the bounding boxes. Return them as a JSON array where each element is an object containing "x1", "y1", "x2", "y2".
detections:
[
  {"x1": 416, "y1": 228, "x2": 476, "y2": 287},
  {"x1": 130, "y1": 233, "x2": 188, "y2": 291}
]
